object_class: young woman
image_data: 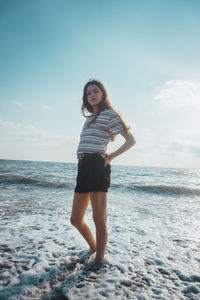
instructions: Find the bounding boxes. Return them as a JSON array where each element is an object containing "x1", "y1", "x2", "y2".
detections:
[{"x1": 70, "y1": 79, "x2": 136, "y2": 266}]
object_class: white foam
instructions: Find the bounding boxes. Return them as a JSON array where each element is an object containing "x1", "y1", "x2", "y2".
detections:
[{"x1": 0, "y1": 183, "x2": 200, "y2": 299}]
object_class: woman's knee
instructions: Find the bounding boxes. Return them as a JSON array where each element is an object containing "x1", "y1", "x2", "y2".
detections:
[
  {"x1": 93, "y1": 214, "x2": 107, "y2": 226},
  {"x1": 70, "y1": 215, "x2": 83, "y2": 228}
]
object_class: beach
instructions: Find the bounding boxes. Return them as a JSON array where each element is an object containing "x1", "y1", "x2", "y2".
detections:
[{"x1": 0, "y1": 159, "x2": 200, "y2": 299}]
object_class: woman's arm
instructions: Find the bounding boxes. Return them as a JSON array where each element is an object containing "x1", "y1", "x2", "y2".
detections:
[{"x1": 106, "y1": 131, "x2": 136, "y2": 165}]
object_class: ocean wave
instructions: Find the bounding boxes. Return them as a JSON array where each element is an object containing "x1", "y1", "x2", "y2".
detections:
[
  {"x1": 134, "y1": 184, "x2": 200, "y2": 196},
  {"x1": 0, "y1": 174, "x2": 73, "y2": 189},
  {"x1": 112, "y1": 183, "x2": 200, "y2": 196},
  {"x1": 1, "y1": 174, "x2": 199, "y2": 196}
]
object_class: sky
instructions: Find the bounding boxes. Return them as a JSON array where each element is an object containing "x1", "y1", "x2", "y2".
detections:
[{"x1": 0, "y1": 0, "x2": 200, "y2": 168}]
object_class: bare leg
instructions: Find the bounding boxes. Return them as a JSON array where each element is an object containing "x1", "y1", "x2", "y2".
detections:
[
  {"x1": 90, "y1": 192, "x2": 108, "y2": 264},
  {"x1": 70, "y1": 193, "x2": 96, "y2": 252}
]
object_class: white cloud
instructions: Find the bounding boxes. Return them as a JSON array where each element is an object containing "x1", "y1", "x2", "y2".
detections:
[
  {"x1": 0, "y1": 120, "x2": 45, "y2": 141},
  {"x1": 155, "y1": 80, "x2": 200, "y2": 109},
  {"x1": 165, "y1": 127, "x2": 200, "y2": 155},
  {"x1": 128, "y1": 122, "x2": 200, "y2": 168},
  {"x1": 12, "y1": 101, "x2": 25, "y2": 109},
  {"x1": 42, "y1": 104, "x2": 52, "y2": 111},
  {"x1": 0, "y1": 120, "x2": 77, "y2": 162},
  {"x1": 0, "y1": 120, "x2": 21, "y2": 129}
]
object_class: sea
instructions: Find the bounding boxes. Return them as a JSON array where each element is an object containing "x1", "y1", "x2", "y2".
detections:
[{"x1": 0, "y1": 159, "x2": 200, "y2": 300}]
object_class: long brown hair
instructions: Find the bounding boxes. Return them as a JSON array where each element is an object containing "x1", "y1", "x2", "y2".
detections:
[{"x1": 81, "y1": 79, "x2": 130, "y2": 141}]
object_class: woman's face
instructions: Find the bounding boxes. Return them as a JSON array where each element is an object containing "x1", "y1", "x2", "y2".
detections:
[{"x1": 86, "y1": 84, "x2": 103, "y2": 108}]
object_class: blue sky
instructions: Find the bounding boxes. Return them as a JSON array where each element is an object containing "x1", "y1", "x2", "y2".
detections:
[{"x1": 1, "y1": 0, "x2": 200, "y2": 168}]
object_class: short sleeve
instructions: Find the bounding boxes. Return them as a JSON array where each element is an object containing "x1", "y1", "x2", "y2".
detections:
[{"x1": 107, "y1": 110, "x2": 126, "y2": 135}]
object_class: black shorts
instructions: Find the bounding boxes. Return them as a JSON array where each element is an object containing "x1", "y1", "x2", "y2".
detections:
[{"x1": 74, "y1": 153, "x2": 111, "y2": 193}]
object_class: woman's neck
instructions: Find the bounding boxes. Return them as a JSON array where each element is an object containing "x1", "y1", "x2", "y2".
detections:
[{"x1": 92, "y1": 104, "x2": 100, "y2": 114}]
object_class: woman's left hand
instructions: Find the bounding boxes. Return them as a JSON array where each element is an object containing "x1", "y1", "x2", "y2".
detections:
[{"x1": 104, "y1": 153, "x2": 113, "y2": 167}]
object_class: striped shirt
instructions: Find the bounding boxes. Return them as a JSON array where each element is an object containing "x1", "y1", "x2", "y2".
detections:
[{"x1": 76, "y1": 108, "x2": 126, "y2": 159}]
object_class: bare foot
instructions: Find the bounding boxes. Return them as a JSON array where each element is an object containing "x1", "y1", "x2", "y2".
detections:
[
  {"x1": 89, "y1": 261, "x2": 103, "y2": 271},
  {"x1": 95, "y1": 258, "x2": 103, "y2": 266},
  {"x1": 90, "y1": 247, "x2": 96, "y2": 253}
]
